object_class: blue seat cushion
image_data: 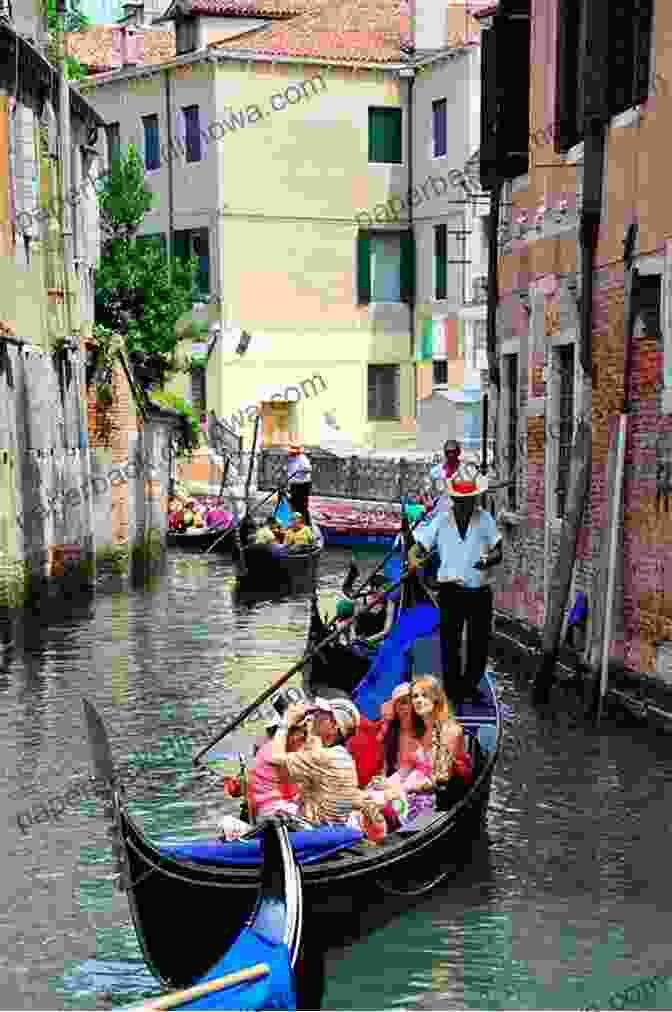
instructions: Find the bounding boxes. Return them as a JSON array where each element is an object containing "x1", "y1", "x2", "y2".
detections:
[{"x1": 160, "y1": 825, "x2": 364, "y2": 867}]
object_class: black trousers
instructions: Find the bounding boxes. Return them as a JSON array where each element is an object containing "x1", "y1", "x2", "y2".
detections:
[
  {"x1": 289, "y1": 482, "x2": 312, "y2": 525},
  {"x1": 438, "y1": 583, "x2": 493, "y2": 701}
]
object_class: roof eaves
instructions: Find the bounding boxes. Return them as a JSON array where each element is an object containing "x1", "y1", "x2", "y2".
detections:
[{"x1": 208, "y1": 47, "x2": 410, "y2": 72}]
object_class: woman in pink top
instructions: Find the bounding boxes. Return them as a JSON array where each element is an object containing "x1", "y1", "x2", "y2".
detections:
[{"x1": 247, "y1": 723, "x2": 306, "y2": 821}]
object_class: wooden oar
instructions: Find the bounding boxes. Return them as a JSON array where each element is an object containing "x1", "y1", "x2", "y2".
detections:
[
  {"x1": 124, "y1": 963, "x2": 270, "y2": 1012},
  {"x1": 349, "y1": 506, "x2": 430, "y2": 600},
  {"x1": 192, "y1": 575, "x2": 407, "y2": 764}
]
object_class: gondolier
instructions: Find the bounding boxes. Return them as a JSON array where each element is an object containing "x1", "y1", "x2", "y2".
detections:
[
  {"x1": 286, "y1": 445, "x2": 312, "y2": 525},
  {"x1": 408, "y1": 471, "x2": 502, "y2": 704},
  {"x1": 425, "y1": 439, "x2": 462, "y2": 512}
]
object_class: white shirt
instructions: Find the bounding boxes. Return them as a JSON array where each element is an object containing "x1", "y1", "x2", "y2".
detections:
[
  {"x1": 287, "y1": 454, "x2": 312, "y2": 485},
  {"x1": 414, "y1": 503, "x2": 501, "y2": 589}
]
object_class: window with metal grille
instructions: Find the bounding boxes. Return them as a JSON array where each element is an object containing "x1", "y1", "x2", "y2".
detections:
[
  {"x1": 434, "y1": 224, "x2": 447, "y2": 300},
  {"x1": 105, "y1": 122, "x2": 120, "y2": 170},
  {"x1": 555, "y1": 344, "x2": 575, "y2": 518},
  {"x1": 191, "y1": 367, "x2": 206, "y2": 413},
  {"x1": 142, "y1": 114, "x2": 160, "y2": 171},
  {"x1": 471, "y1": 318, "x2": 487, "y2": 370},
  {"x1": 504, "y1": 353, "x2": 518, "y2": 511},
  {"x1": 432, "y1": 98, "x2": 447, "y2": 158},
  {"x1": 176, "y1": 16, "x2": 198, "y2": 55},
  {"x1": 182, "y1": 105, "x2": 201, "y2": 163},
  {"x1": 368, "y1": 365, "x2": 400, "y2": 420},
  {"x1": 433, "y1": 359, "x2": 448, "y2": 386},
  {"x1": 368, "y1": 107, "x2": 402, "y2": 164}
]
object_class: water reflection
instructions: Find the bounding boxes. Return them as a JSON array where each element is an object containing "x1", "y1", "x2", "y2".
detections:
[{"x1": 1, "y1": 548, "x2": 672, "y2": 1010}]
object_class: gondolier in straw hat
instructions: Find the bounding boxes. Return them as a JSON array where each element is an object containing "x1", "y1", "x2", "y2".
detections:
[
  {"x1": 408, "y1": 467, "x2": 503, "y2": 704},
  {"x1": 286, "y1": 444, "x2": 312, "y2": 525}
]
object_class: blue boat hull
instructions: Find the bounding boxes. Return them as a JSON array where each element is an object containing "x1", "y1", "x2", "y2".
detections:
[{"x1": 319, "y1": 528, "x2": 397, "y2": 549}]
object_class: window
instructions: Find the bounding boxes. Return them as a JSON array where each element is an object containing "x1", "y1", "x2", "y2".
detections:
[
  {"x1": 137, "y1": 233, "x2": 167, "y2": 256},
  {"x1": 368, "y1": 107, "x2": 402, "y2": 164},
  {"x1": 182, "y1": 105, "x2": 202, "y2": 163},
  {"x1": 556, "y1": 0, "x2": 653, "y2": 151},
  {"x1": 432, "y1": 98, "x2": 447, "y2": 158},
  {"x1": 555, "y1": 344, "x2": 575, "y2": 518},
  {"x1": 433, "y1": 359, "x2": 448, "y2": 386},
  {"x1": 480, "y1": 2, "x2": 531, "y2": 187},
  {"x1": 176, "y1": 16, "x2": 198, "y2": 55},
  {"x1": 504, "y1": 353, "x2": 518, "y2": 511},
  {"x1": 368, "y1": 365, "x2": 400, "y2": 420},
  {"x1": 434, "y1": 224, "x2": 447, "y2": 300},
  {"x1": 191, "y1": 367, "x2": 206, "y2": 413},
  {"x1": 105, "y1": 122, "x2": 120, "y2": 169},
  {"x1": 142, "y1": 114, "x2": 160, "y2": 171},
  {"x1": 470, "y1": 318, "x2": 487, "y2": 369},
  {"x1": 173, "y1": 227, "x2": 210, "y2": 298},
  {"x1": 356, "y1": 230, "x2": 414, "y2": 304}
]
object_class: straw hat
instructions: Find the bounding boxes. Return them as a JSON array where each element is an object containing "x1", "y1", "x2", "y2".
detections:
[{"x1": 445, "y1": 472, "x2": 489, "y2": 498}]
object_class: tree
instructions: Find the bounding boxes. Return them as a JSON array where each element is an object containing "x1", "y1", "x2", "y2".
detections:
[
  {"x1": 44, "y1": 0, "x2": 90, "y2": 79},
  {"x1": 94, "y1": 145, "x2": 198, "y2": 387}
]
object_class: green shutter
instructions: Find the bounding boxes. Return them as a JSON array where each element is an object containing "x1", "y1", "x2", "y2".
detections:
[
  {"x1": 357, "y1": 231, "x2": 371, "y2": 304},
  {"x1": 435, "y1": 224, "x2": 447, "y2": 300},
  {"x1": 400, "y1": 229, "x2": 415, "y2": 304},
  {"x1": 369, "y1": 108, "x2": 402, "y2": 163}
]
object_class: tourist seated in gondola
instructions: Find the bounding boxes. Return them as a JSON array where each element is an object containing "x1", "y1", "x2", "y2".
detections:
[
  {"x1": 247, "y1": 718, "x2": 307, "y2": 821},
  {"x1": 334, "y1": 598, "x2": 355, "y2": 646},
  {"x1": 284, "y1": 512, "x2": 315, "y2": 548},
  {"x1": 268, "y1": 698, "x2": 386, "y2": 841},
  {"x1": 168, "y1": 498, "x2": 185, "y2": 531},
  {"x1": 255, "y1": 516, "x2": 282, "y2": 546},
  {"x1": 352, "y1": 574, "x2": 396, "y2": 647},
  {"x1": 381, "y1": 676, "x2": 473, "y2": 822}
]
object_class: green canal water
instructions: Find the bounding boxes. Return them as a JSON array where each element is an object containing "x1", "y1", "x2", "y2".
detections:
[{"x1": 1, "y1": 548, "x2": 672, "y2": 1010}]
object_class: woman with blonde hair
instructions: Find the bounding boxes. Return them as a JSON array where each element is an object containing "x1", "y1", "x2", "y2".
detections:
[{"x1": 384, "y1": 675, "x2": 473, "y2": 820}]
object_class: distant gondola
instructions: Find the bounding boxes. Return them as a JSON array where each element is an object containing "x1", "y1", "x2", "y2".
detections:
[
  {"x1": 166, "y1": 518, "x2": 236, "y2": 550},
  {"x1": 232, "y1": 517, "x2": 324, "y2": 596}
]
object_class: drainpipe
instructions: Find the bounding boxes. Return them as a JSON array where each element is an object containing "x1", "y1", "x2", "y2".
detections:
[
  {"x1": 399, "y1": 66, "x2": 415, "y2": 399},
  {"x1": 164, "y1": 68, "x2": 174, "y2": 269},
  {"x1": 485, "y1": 180, "x2": 502, "y2": 464}
]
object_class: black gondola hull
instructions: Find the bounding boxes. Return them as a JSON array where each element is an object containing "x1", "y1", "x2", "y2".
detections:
[{"x1": 115, "y1": 759, "x2": 492, "y2": 991}]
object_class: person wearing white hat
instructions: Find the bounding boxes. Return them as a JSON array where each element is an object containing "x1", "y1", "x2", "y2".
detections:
[
  {"x1": 408, "y1": 467, "x2": 503, "y2": 703},
  {"x1": 269, "y1": 697, "x2": 385, "y2": 834},
  {"x1": 286, "y1": 444, "x2": 312, "y2": 525}
]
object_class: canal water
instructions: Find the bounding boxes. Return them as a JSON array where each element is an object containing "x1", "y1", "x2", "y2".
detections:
[{"x1": 2, "y1": 547, "x2": 672, "y2": 1011}]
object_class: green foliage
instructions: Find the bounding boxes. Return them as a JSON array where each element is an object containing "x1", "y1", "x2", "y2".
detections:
[
  {"x1": 99, "y1": 145, "x2": 154, "y2": 246},
  {"x1": 189, "y1": 352, "x2": 208, "y2": 371},
  {"x1": 150, "y1": 390, "x2": 201, "y2": 454},
  {"x1": 94, "y1": 147, "x2": 198, "y2": 366},
  {"x1": 44, "y1": 0, "x2": 91, "y2": 77}
]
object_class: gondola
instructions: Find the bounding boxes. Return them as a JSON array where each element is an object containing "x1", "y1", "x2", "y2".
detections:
[
  {"x1": 166, "y1": 517, "x2": 236, "y2": 550},
  {"x1": 232, "y1": 519, "x2": 324, "y2": 596},
  {"x1": 79, "y1": 584, "x2": 502, "y2": 994},
  {"x1": 82, "y1": 701, "x2": 323, "y2": 1011},
  {"x1": 119, "y1": 819, "x2": 304, "y2": 1011}
]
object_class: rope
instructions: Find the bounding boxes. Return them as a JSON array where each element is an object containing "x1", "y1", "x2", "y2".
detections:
[{"x1": 375, "y1": 866, "x2": 452, "y2": 897}]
